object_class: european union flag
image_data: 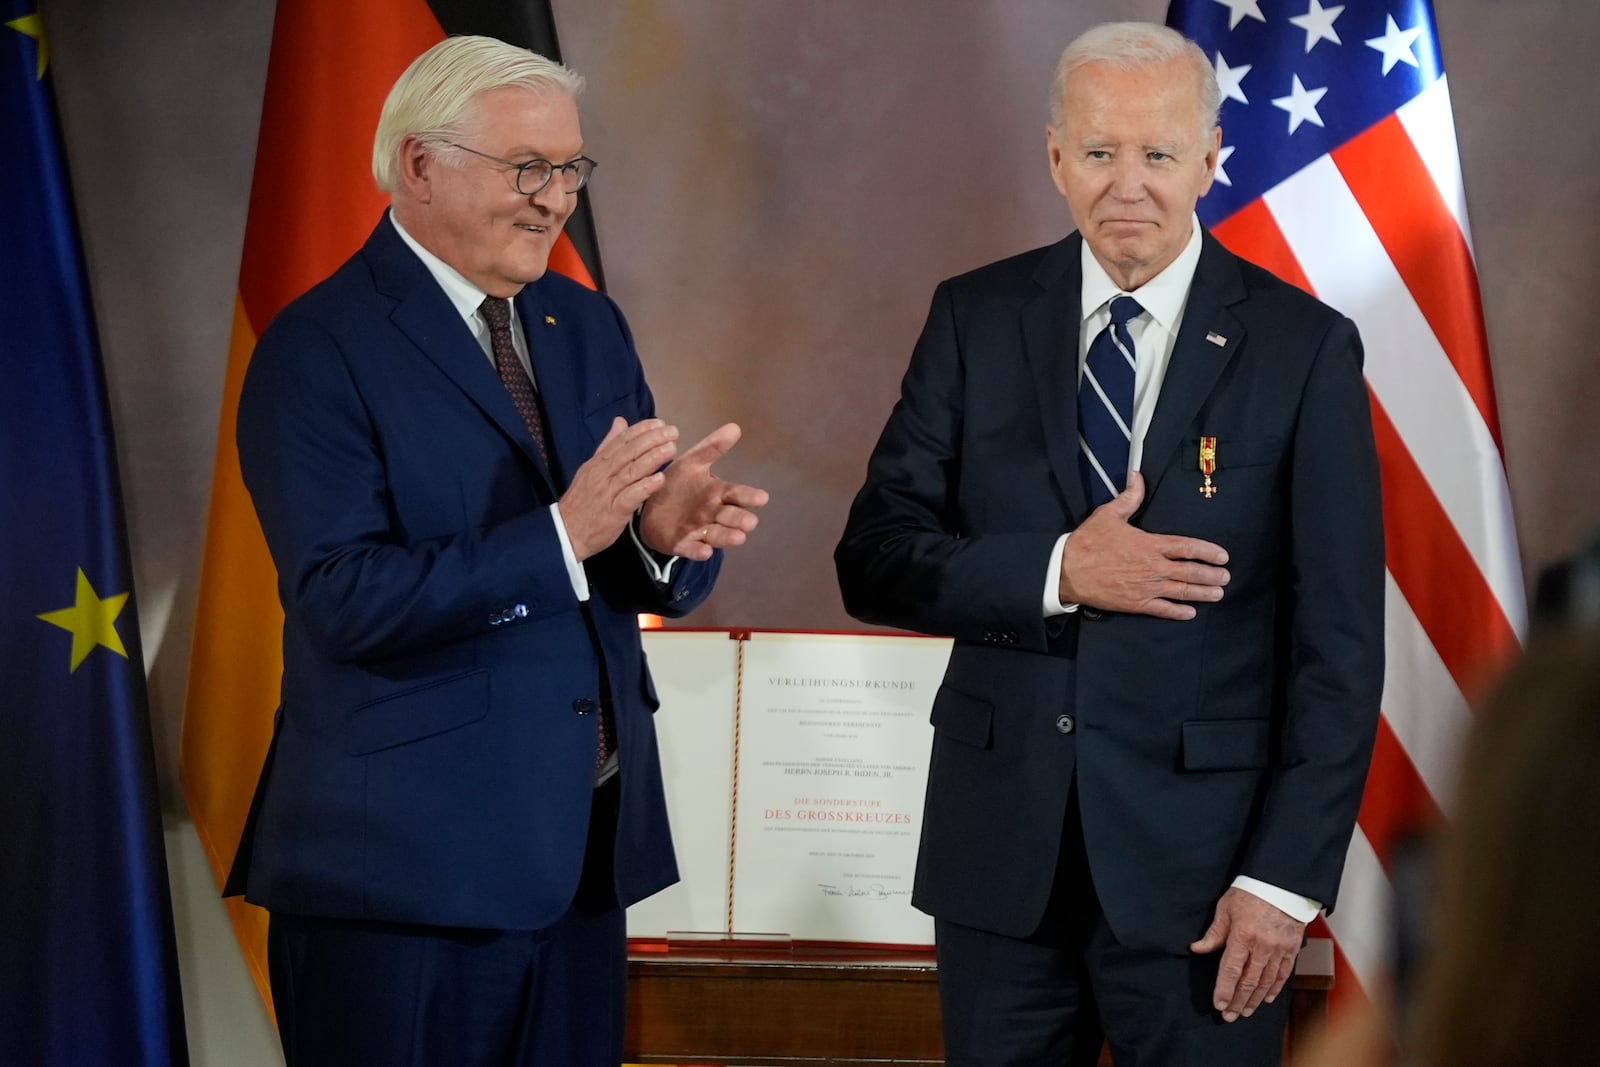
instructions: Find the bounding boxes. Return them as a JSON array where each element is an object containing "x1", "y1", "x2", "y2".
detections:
[{"x1": 0, "y1": 4, "x2": 189, "y2": 1064}]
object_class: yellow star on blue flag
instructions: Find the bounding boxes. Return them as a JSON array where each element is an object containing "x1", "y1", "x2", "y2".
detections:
[
  {"x1": 5, "y1": 10, "x2": 47, "y2": 80},
  {"x1": 37, "y1": 567, "x2": 130, "y2": 672},
  {"x1": 2, "y1": 5, "x2": 188, "y2": 1056}
]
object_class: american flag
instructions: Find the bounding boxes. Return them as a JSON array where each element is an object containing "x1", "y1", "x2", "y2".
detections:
[{"x1": 1165, "y1": 0, "x2": 1526, "y2": 1008}]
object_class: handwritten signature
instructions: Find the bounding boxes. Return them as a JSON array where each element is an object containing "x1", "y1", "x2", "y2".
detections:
[{"x1": 817, "y1": 883, "x2": 914, "y2": 901}]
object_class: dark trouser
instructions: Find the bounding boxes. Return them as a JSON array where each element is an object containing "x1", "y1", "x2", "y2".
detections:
[
  {"x1": 268, "y1": 777, "x2": 625, "y2": 1067},
  {"x1": 935, "y1": 786, "x2": 1289, "y2": 1067}
]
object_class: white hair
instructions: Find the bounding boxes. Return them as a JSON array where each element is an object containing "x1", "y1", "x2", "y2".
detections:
[
  {"x1": 372, "y1": 35, "x2": 584, "y2": 194},
  {"x1": 1048, "y1": 22, "x2": 1220, "y2": 138}
]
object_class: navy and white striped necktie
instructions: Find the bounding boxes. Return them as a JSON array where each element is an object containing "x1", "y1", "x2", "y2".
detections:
[{"x1": 1078, "y1": 294, "x2": 1143, "y2": 508}]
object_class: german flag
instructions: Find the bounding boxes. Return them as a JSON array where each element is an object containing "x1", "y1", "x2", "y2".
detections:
[{"x1": 179, "y1": 0, "x2": 602, "y2": 1011}]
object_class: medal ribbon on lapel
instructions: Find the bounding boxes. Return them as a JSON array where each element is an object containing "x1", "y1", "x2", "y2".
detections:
[{"x1": 1199, "y1": 436, "x2": 1218, "y2": 498}]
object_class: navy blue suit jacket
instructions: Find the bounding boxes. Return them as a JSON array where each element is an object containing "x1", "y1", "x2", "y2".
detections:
[
  {"x1": 836, "y1": 230, "x2": 1384, "y2": 951},
  {"x1": 226, "y1": 215, "x2": 718, "y2": 931}
]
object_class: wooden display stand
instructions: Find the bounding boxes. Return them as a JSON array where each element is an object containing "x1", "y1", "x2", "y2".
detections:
[{"x1": 624, "y1": 943, "x2": 1332, "y2": 1065}]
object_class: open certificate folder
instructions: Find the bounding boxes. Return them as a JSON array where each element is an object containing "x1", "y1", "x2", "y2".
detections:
[{"x1": 627, "y1": 630, "x2": 953, "y2": 947}]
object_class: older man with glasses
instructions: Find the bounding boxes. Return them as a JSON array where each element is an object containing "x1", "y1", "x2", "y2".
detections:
[{"x1": 224, "y1": 35, "x2": 767, "y2": 1066}]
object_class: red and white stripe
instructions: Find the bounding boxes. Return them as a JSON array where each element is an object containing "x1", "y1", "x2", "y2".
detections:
[{"x1": 1216, "y1": 75, "x2": 1526, "y2": 1005}]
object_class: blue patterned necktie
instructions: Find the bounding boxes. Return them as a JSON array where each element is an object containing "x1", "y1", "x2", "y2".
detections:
[{"x1": 1078, "y1": 294, "x2": 1143, "y2": 508}]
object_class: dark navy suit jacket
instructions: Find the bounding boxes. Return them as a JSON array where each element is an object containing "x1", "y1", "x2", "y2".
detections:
[
  {"x1": 226, "y1": 215, "x2": 718, "y2": 931},
  {"x1": 836, "y1": 230, "x2": 1385, "y2": 951}
]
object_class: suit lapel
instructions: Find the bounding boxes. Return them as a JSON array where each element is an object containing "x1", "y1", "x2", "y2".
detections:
[
  {"x1": 514, "y1": 281, "x2": 590, "y2": 490},
  {"x1": 366, "y1": 216, "x2": 558, "y2": 496},
  {"x1": 1138, "y1": 232, "x2": 1248, "y2": 503},
  {"x1": 1020, "y1": 235, "x2": 1091, "y2": 521}
]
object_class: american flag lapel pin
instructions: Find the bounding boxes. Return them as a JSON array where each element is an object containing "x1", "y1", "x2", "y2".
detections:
[{"x1": 1205, "y1": 331, "x2": 1227, "y2": 347}]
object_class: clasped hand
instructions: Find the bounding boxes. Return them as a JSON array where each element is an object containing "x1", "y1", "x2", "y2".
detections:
[
  {"x1": 1058, "y1": 471, "x2": 1230, "y2": 619},
  {"x1": 560, "y1": 417, "x2": 768, "y2": 562}
]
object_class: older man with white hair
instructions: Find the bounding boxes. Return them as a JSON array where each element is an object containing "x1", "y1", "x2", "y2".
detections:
[
  {"x1": 838, "y1": 21, "x2": 1383, "y2": 1065},
  {"x1": 226, "y1": 35, "x2": 767, "y2": 1066}
]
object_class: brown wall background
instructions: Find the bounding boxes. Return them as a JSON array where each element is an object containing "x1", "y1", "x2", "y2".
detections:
[{"x1": 44, "y1": 0, "x2": 1600, "y2": 806}]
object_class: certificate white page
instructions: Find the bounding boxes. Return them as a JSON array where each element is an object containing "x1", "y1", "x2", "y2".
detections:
[
  {"x1": 729, "y1": 631, "x2": 950, "y2": 945},
  {"x1": 627, "y1": 629, "x2": 739, "y2": 938}
]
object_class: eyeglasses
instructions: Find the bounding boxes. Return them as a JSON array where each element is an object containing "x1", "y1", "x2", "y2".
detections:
[{"x1": 447, "y1": 143, "x2": 597, "y2": 195}]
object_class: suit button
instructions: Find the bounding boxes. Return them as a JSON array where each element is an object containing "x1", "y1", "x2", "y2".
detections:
[
  {"x1": 1055, "y1": 714, "x2": 1075, "y2": 734},
  {"x1": 1081, "y1": 607, "x2": 1103, "y2": 621},
  {"x1": 513, "y1": 603, "x2": 529, "y2": 618},
  {"x1": 573, "y1": 698, "x2": 596, "y2": 715},
  {"x1": 488, "y1": 613, "x2": 501, "y2": 626},
  {"x1": 1002, "y1": 630, "x2": 1018, "y2": 645}
]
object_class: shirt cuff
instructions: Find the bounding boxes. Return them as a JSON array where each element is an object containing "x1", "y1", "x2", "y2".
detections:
[
  {"x1": 549, "y1": 502, "x2": 590, "y2": 602},
  {"x1": 628, "y1": 508, "x2": 680, "y2": 583},
  {"x1": 1043, "y1": 532, "x2": 1077, "y2": 616},
  {"x1": 1231, "y1": 876, "x2": 1322, "y2": 923}
]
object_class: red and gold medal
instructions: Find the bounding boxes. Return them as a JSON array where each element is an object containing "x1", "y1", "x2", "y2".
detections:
[{"x1": 1198, "y1": 436, "x2": 1218, "y2": 498}]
